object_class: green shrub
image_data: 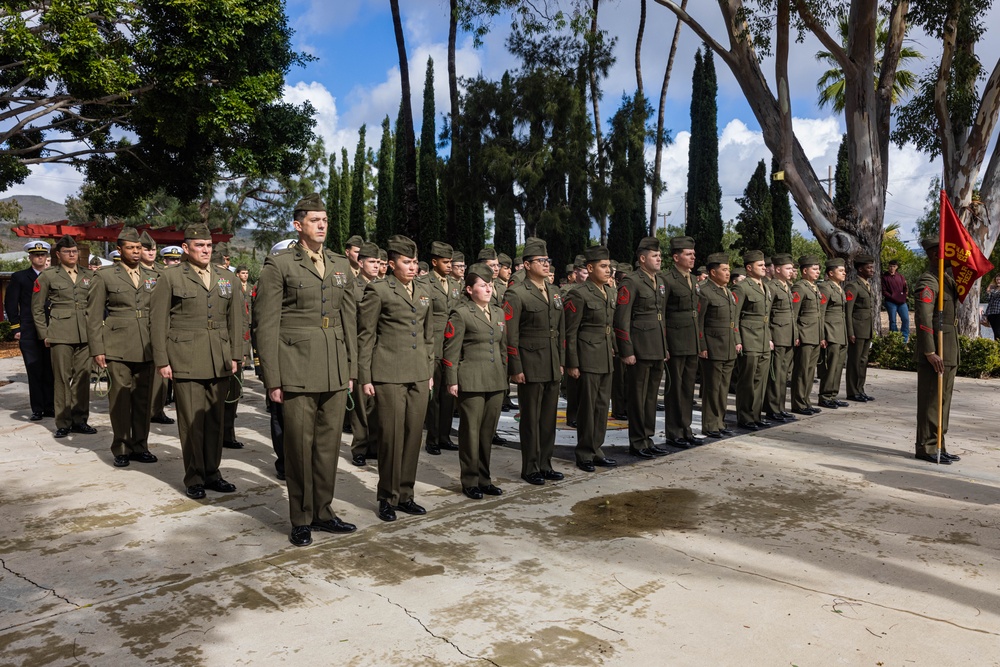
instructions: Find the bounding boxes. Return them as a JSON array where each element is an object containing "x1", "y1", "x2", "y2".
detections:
[
  {"x1": 869, "y1": 332, "x2": 916, "y2": 371},
  {"x1": 0, "y1": 320, "x2": 12, "y2": 342},
  {"x1": 958, "y1": 336, "x2": 1000, "y2": 378}
]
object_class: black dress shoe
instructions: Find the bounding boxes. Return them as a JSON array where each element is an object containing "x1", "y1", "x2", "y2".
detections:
[
  {"x1": 847, "y1": 395, "x2": 867, "y2": 402},
  {"x1": 657, "y1": 403, "x2": 665, "y2": 411},
  {"x1": 222, "y1": 440, "x2": 245, "y2": 449},
  {"x1": 394, "y1": 500, "x2": 427, "y2": 515},
  {"x1": 186, "y1": 485, "x2": 206, "y2": 499},
  {"x1": 129, "y1": 451, "x2": 158, "y2": 463},
  {"x1": 542, "y1": 470, "x2": 564, "y2": 480},
  {"x1": 352, "y1": 454, "x2": 367, "y2": 467},
  {"x1": 703, "y1": 430, "x2": 722, "y2": 438},
  {"x1": 377, "y1": 500, "x2": 397, "y2": 522},
  {"x1": 755, "y1": 420, "x2": 772, "y2": 428},
  {"x1": 791, "y1": 408, "x2": 816, "y2": 416},
  {"x1": 71, "y1": 423, "x2": 97, "y2": 434},
  {"x1": 440, "y1": 441, "x2": 459, "y2": 451},
  {"x1": 289, "y1": 526, "x2": 312, "y2": 546},
  {"x1": 29, "y1": 412, "x2": 43, "y2": 422},
  {"x1": 492, "y1": 434, "x2": 508, "y2": 445},
  {"x1": 424, "y1": 443, "x2": 441, "y2": 455},
  {"x1": 311, "y1": 517, "x2": 357, "y2": 533},
  {"x1": 630, "y1": 447, "x2": 655, "y2": 459},
  {"x1": 818, "y1": 400, "x2": 840, "y2": 409},
  {"x1": 113, "y1": 455, "x2": 130, "y2": 467},
  {"x1": 150, "y1": 414, "x2": 175, "y2": 424},
  {"x1": 275, "y1": 470, "x2": 286, "y2": 481},
  {"x1": 42, "y1": 410, "x2": 55, "y2": 418},
  {"x1": 738, "y1": 422, "x2": 759, "y2": 431},
  {"x1": 611, "y1": 413, "x2": 628, "y2": 420},
  {"x1": 835, "y1": 400, "x2": 849, "y2": 407},
  {"x1": 780, "y1": 411, "x2": 795, "y2": 419},
  {"x1": 54, "y1": 428, "x2": 70, "y2": 438},
  {"x1": 463, "y1": 486, "x2": 484, "y2": 500},
  {"x1": 672, "y1": 438, "x2": 694, "y2": 449},
  {"x1": 808, "y1": 407, "x2": 822, "y2": 414},
  {"x1": 522, "y1": 472, "x2": 545, "y2": 485},
  {"x1": 649, "y1": 445, "x2": 669, "y2": 455},
  {"x1": 862, "y1": 393, "x2": 875, "y2": 401},
  {"x1": 941, "y1": 452, "x2": 961, "y2": 462},
  {"x1": 479, "y1": 484, "x2": 503, "y2": 496},
  {"x1": 593, "y1": 457, "x2": 617, "y2": 467},
  {"x1": 719, "y1": 428, "x2": 735, "y2": 436},
  {"x1": 915, "y1": 452, "x2": 951, "y2": 465},
  {"x1": 566, "y1": 420, "x2": 577, "y2": 428},
  {"x1": 342, "y1": 423, "x2": 353, "y2": 434},
  {"x1": 767, "y1": 413, "x2": 788, "y2": 422},
  {"x1": 576, "y1": 461, "x2": 596, "y2": 472},
  {"x1": 503, "y1": 400, "x2": 518, "y2": 410},
  {"x1": 206, "y1": 478, "x2": 237, "y2": 493}
]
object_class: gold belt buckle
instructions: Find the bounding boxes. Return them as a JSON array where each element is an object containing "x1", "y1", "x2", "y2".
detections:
[
  {"x1": 136, "y1": 310, "x2": 143, "y2": 318},
  {"x1": 606, "y1": 326, "x2": 611, "y2": 335},
  {"x1": 322, "y1": 317, "x2": 330, "y2": 329}
]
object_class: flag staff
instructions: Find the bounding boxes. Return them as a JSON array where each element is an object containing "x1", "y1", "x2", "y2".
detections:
[{"x1": 936, "y1": 191, "x2": 946, "y2": 465}]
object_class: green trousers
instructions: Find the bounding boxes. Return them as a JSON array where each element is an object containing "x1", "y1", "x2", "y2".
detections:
[
  {"x1": 765, "y1": 346, "x2": 794, "y2": 415},
  {"x1": 791, "y1": 344, "x2": 821, "y2": 411},
  {"x1": 625, "y1": 359, "x2": 663, "y2": 449},
  {"x1": 107, "y1": 359, "x2": 154, "y2": 456},
  {"x1": 575, "y1": 371, "x2": 612, "y2": 464},
  {"x1": 149, "y1": 371, "x2": 169, "y2": 419},
  {"x1": 915, "y1": 359, "x2": 957, "y2": 456},
  {"x1": 425, "y1": 358, "x2": 456, "y2": 447},
  {"x1": 665, "y1": 355, "x2": 698, "y2": 440},
  {"x1": 846, "y1": 338, "x2": 872, "y2": 397},
  {"x1": 736, "y1": 350, "x2": 770, "y2": 424},
  {"x1": 516, "y1": 380, "x2": 560, "y2": 477},
  {"x1": 375, "y1": 381, "x2": 429, "y2": 506},
  {"x1": 819, "y1": 342, "x2": 846, "y2": 401},
  {"x1": 222, "y1": 362, "x2": 243, "y2": 443},
  {"x1": 700, "y1": 357, "x2": 735, "y2": 433},
  {"x1": 349, "y1": 380, "x2": 378, "y2": 458},
  {"x1": 611, "y1": 356, "x2": 627, "y2": 417},
  {"x1": 50, "y1": 342, "x2": 90, "y2": 429},
  {"x1": 283, "y1": 389, "x2": 348, "y2": 527},
  {"x1": 458, "y1": 390, "x2": 503, "y2": 488},
  {"x1": 174, "y1": 377, "x2": 226, "y2": 488}
]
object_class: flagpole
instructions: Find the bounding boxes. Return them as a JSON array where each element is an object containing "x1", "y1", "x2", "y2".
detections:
[{"x1": 936, "y1": 191, "x2": 946, "y2": 464}]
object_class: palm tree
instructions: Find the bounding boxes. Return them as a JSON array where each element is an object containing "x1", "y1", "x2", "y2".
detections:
[{"x1": 816, "y1": 14, "x2": 923, "y2": 113}]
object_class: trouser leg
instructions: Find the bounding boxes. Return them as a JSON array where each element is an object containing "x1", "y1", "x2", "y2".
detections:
[{"x1": 575, "y1": 371, "x2": 611, "y2": 465}]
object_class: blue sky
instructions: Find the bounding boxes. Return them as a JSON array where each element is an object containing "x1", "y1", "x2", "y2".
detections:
[{"x1": 13, "y1": 0, "x2": 999, "y2": 247}]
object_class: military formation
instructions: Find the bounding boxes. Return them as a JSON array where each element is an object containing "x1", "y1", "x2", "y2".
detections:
[{"x1": 6, "y1": 194, "x2": 965, "y2": 546}]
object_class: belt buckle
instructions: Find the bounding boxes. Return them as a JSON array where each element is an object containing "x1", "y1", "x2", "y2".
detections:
[
  {"x1": 136, "y1": 310, "x2": 143, "y2": 318},
  {"x1": 606, "y1": 326, "x2": 611, "y2": 335},
  {"x1": 322, "y1": 317, "x2": 330, "y2": 329}
]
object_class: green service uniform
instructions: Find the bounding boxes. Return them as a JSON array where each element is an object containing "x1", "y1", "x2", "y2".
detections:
[
  {"x1": 844, "y1": 277, "x2": 875, "y2": 399},
  {"x1": 790, "y1": 279, "x2": 824, "y2": 412},
  {"x1": 662, "y1": 267, "x2": 704, "y2": 441},
  {"x1": 31, "y1": 265, "x2": 94, "y2": 430},
  {"x1": 254, "y1": 245, "x2": 356, "y2": 528},
  {"x1": 561, "y1": 281, "x2": 582, "y2": 426},
  {"x1": 349, "y1": 275, "x2": 379, "y2": 459},
  {"x1": 697, "y1": 280, "x2": 740, "y2": 433},
  {"x1": 765, "y1": 279, "x2": 798, "y2": 416},
  {"x1": 86, "y1": 264, "x2": 157, "y2": 457},
  {"x1": 564, "y1": 281, "x2": 617, "y2": 465},
  {"x1": 818, "y1": 280, "x2": 847, "y2": 402},
  {"x1": 221, "y1": 275, "x2": 253, "y2": 446},
  {"x1": 145, "y1": 262, "x2": 172, "y2": 422},
  {"x1": 913, "y1": 271, "x2": 960, "y2": 456},
  {"x1": 732, "y1": 277, "x2": 773, "y2": 425},
  {"x1": 424, "y1": 271, "x2": 463, "y2": 449},
  {"x1": 442, "y1": 299, "x2": 508, "y2": 489},
  {"x1": 503, "y1": 279, "x2": 565, "y2": 478},
  {"x1": 613, "y1": 269, "x2": 668, "y2": 452},
  {"x1": 358, "y1": 277, "x2": 435, "y2": 507},
  {"x1": 150, "y1": 262, "x2": 241, "y2": 489}
]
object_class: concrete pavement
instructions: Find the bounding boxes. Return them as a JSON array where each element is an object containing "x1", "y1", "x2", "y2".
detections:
[{"x1": 1, "y1": 357, "x2": 998, "y2": 666}]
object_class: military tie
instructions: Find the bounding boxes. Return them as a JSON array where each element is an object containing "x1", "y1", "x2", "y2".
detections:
[
  {"x1": 197, "y1": 267, "x2": 212, "y2": 290},
  {"x1": 65, "y1": 267, "x2": 77, "y2": 284},
  {"x1": 302, "y1": 245, "x2": 325, "y2": 279},
  {"x1": 126, "y1": 266, "x2": 140, "y2": 288}
]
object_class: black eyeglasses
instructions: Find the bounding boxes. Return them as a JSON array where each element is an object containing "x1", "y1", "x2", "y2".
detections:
[{"x1": 529, "y1": 257, "x2": 551, "y2": 264}]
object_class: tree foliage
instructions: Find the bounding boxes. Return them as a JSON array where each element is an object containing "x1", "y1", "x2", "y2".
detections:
[
  {"x1": 734, "y1": 159, "x2": 774, "y2": 256},
  {"x1": 770, "y1": 156, "x2": 793, "y2": 255},
  {"x1": 685, "y1": 46, "x2": 723, "y2": 264}
]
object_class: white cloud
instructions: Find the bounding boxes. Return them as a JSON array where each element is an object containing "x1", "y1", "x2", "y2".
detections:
[{"x1": 5, "y1": 163, "x2": 84, "y2": 208}]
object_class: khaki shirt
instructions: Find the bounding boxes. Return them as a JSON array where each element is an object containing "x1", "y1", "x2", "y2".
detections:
[
  {"x1": 31, "y1": 265, "x2": 95, "y2": 344},
  {"x1": 86, "y1": 264, "x2": 158, "y2": 362}
]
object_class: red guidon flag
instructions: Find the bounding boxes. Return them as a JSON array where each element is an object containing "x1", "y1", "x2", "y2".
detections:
[{"x1": 940, "y1": 190, "x2": 994, "y2": 302}]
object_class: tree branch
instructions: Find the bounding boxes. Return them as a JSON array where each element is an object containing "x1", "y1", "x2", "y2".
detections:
[
  {"x1": 652, "y1": 0, "x2": 733, "y2": 68},
  {"x1": 792, "y1": 0, "x2": 853, "y2": 75},
  {"x1": 935, "y1": 0, "x2": 962, "y2": 180}
]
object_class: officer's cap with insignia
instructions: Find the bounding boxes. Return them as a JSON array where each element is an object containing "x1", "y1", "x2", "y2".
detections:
[
  {"x1": 117, "y1": 227, "x2": 141, "y2": 245},
  {"x1": 139, "y1": 230, "x2": 156, "y2": 249},
  {"x1": 573, "y1": 254, "x2": 586, "y2": 269},
  {"x1": 387, "y1": 234, "x2": 417, "y2": 259},
  {"x1": 706, "y1": 253, "x2": 729, "y2": 270},
  {"x1": 854, "y1": 253, "x2": 876, "y2": 266},
  {"x1": 293, "y1": 193, "x2": 326, "y2": 215},
  {"x1": 465, "y1": 262, "x2": 495, "y2": 287},
  {"x1": 636, "y1": 236, "x2": 660, "y2": 254},
  {"x1": 583, "y1": 245, "x2": 609, "y2": 263},
  {"x1": 109, "y1": 250, "x2": 121, "y2": 260},
  {"x1": 345, "y1": 234, "x2": 365, "y2": 249},
  {"x1": 920, "y1": 234, "x2": 940, "y2": 254},
  {"x1": 669, "y1": 236, "x2": 696, "y2": 252},
  {"x1": 185, "y1": 223, "x2": 212, "y2": 241},
  {"x1": 269, "y1": 239, "x2": 296, "y2": 255},
  {"x1": 477, "y1": 247, "x2": 497, "y2": 261},
  {"x1": 798, "y1": 255, "x2": 821, "y2": 268},
  {"x1": 522, "y1": 237, "x2": 547, "y2": 259},
  {"x1": 771, "y1": 253, "x2": 794, "y2": 267},
  {"x1": 358, "y1": 241, "x2": 380, "y2": 259},
  {"x1": 23, "y1": 240, "x2": 50, "y2": 254},
  {"x1": 430, "y1": 241, "x2": 454, "y2": 259},
  {"x1": 498, "y1": 252, "x2": 512, "y2": 268},
  {"x1": 54, "y1": 235, "x2": 77, "y2": 250},
  {"x1": 160, "y1": 245, "x2": 183, "y2": 259},
  {"x1": 743, "y1": 250, "x2": 765, "y2": 265},
  {"x1": 452, "y1": 251, "x2": 464, "y2": 263},
  {"x1": 825, "y1": 258, "x2": 846, "y2": 272}
]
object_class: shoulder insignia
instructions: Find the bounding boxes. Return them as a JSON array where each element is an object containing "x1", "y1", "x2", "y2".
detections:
[
  {"x1": 442, "y1": 358, "x2": 453, "y2": 367},
  {"x1": 920, "y1": 287, "x2": 935, "y2": 303},
  {"x1": 820, "y1": 293, "x2": 828, "y2": 304},
  {"x1": 617, "y1": 285, "x2": 630, "y2": 305},
  {"x1": 503, "y1": 301, "x2": 513, "y2": 321},
  {"x1": 731, "y1": 291, "x2": 739, "y2": 304},
  {"x1": 32, "y1": 279, "x2": 40, "y2": 293},
  {"x1": 846, "y1": 291, "x2": 854, "y2": 301},
  {"x1": 564, "y1": 298, "x2": 576, "y2": 313},
  {"x1": 444, "y1": 321, "x2": 455, "y2": 339},
  {"x1": 791, "y1": 291, "x2": 801, "y2": 303}
]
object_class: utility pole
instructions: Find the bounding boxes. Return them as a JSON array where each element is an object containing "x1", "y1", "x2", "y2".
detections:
[
  {"x1": 657, "y1": 211, "x2": 671, "y2": 236},
  {"x1": 818, "y1": 164, "x2": 834, "y2": 198}
]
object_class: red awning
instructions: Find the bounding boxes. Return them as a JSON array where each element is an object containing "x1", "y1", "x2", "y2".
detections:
[{"x1": 11, "y1": 221, "x2": 233, "y2": 244}]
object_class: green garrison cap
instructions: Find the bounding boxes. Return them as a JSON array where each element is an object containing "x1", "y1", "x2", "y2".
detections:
[
  {"x1": 294, "y1": 193, "x2": 325, "y2": 212},
  {"x1": 798, "y1": 255, "x2": 821, "y2": 268},
  {"x1": 378, "y1": 249, "x2": 388, "y2": 262},
  {"x1": 387, "y1": 235, "x2": 417, "y2": 258},
  {"x1": 706, "y1": 253, "x2": 729, "y2": 269},
  {"x1": 452, "y1": 251, "x2": 464, "y2": 263},
  {"x1": 139, "y1": 230, "x2": 155, "y2": 249},
  {"x1": 573, "y1": 254, "x2": 586, "y2": 269},
  {"x1": 670, "y1": 236, "x2": 696, "y2": 252},
  {"x1": 771, "y1": 253, "x2": 794, "y2": 266},
  {"x1": 345, "y1": 235, "x2": 365, "y2": 249},
  {"x1": 498, "y1": 252, "x2": 512, "y2": 267},
  {"x1": 430, "y1": 241, "x2": 454, "y2": 259},
  {"x1": 477, "y1": 247, "x2": 497, "y2": 261},
  {"x1": 854, "y1": 253, "x2": 875, "y2": 266},
  {"x1": 466, "y1": 262, "x2": 495, "y2": 286},
  {"x1": 825, "y1": 258, "x2": 846, "y2": 271},
  {"x1": 637, "y1": 236, "x2": 660, "y2": 253},
  {"x1": 584, "y1": 245, "x2": 609, "y2": 262},
  {"x1": 742, "y1": 250, "x2": 765, "y2": 265},
  {"x1": 54, "y1": 235, "x2": 77, "y2": 250},
  {"x1": 731, "y1": 267, "x2": 745, "y2": 277},
  {"x1": 359, "y1": 242, "x2": 380, "y2": 259},
  {"x1": 920, "y1": 234, "x2": 940, "y2": 254},
  {"x1": 185, "y1": 224, "x2": 212, "y2": 241},
  {"x1": 117, "y1": 227, "x2": 141, "y2": 244}
]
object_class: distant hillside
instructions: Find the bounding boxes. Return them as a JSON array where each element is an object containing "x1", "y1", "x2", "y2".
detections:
[{"x1": 0, "y1": 195, "x2": 66, "y2": 223}]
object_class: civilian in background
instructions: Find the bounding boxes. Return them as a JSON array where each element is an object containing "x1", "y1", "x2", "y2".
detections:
[{"x1": 881, "y1": 259, "x2": 909, "y2": 342}]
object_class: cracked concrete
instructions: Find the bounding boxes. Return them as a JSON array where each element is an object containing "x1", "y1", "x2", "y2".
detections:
[{"x1": 1, "y1": 356, "x2": 999, "y2": 665}]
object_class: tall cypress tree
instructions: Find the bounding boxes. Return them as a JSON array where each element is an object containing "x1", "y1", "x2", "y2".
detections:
[
  {"x1": 375, "y1": 115, "x2": 394, "y2": 247},
  {"x1": 628, "y1": 91, "x2": 650, "y2": 248},
  {"x1": 490, "y1": 72, "x2": 518, "y2": 258},
  {"x1": 734, "y1": 159, "x2": 774, "y2": 255},
  {"x1": 349, "y1": 125, "x2": 367, "y2": 239},
  {"x1": 418, "y1": 57, "x2": 440, "y2": 253},
  {"x1": 833, "y1": 134, "x2": 851, "y2": 222},
  {"x1": 391, "y1": 103, "x2": 407, "y2": 244},
  {"x1": 770, "y1": 156, "x2": 793, "y2": 255},
  {"x1": 607, "y1": 93, "x2": 647, "y2": 262},
  {"x1": 685, "y1": 46, "x2": 723, "y2": 263},
  {"x1": 325, "y1": 151, "x2": 344, "y2": 252},
  {"x1": 339, "y1": 147, "x2": 352, "y2": 244}
]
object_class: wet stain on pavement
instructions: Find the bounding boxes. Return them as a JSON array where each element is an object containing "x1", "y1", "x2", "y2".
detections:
[
  {"x1": 558, "y1": 488, "x2": 701, "y2": 539},
  {"x1": 490, "y1": 624, "x2": 615, "y2": 666},
  {"x1": 308, "y1": 540, "x2": 448, "y2": 587}
]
